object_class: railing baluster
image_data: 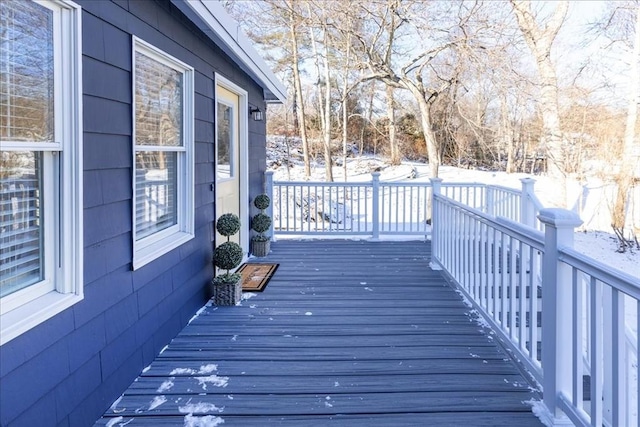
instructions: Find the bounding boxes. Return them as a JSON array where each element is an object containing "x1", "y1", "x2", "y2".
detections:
[
  {"x1": 509, "y1": 238, "x2": 518, "y2": 339},
  {"x1": 518, "y1": 244, "x2": 529, "y2": 352},
  {"x1": 471, "y1": 213, "x2": 476, "y2": 293},
  {"x1": 463, "y1": 212, "x2": 469, "y2": 291},
  {"x1": 530, "y1": 248, "x2": 538, "y2": 363},
  {"x1": 481, "y1": 222, "x2": 488, "y2": 311},
  {"x1": 572, "y1": 268, "x2": 583, "y2": 408},
  {"x1": 611, "y1": 287, "x2": 625, "y2": 427},
  {"x1": 591, "y1": 278, "x2": 603, "y2": 426},
  {"x1": 501, "y1": 232, "x2": 508, "y2": 328}
]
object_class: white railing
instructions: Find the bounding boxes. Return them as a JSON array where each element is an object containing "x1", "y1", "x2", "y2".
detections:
[
  {"x1": 430, "y1": 184, "x2": 640, "y2": 427},
  {"x1": 266, "y1": 170, "x2": 638, "y2": 424},
  {"x1": 266, "y1": 172, "x2": 541, "y2": 238}
]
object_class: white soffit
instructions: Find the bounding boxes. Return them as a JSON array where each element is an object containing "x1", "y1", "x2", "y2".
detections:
[{"x1": 173, "y1": 0, "x2": 286, "y2": 103}]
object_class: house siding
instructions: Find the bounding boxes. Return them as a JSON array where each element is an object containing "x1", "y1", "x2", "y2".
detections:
[{"x1": 0, "y1": 1, "x2": 269, "y2": 426}]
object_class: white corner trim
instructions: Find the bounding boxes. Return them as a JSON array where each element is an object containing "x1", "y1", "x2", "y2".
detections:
[{"x1": 179, "y1": 0, "x2": 286, "y2": 102}]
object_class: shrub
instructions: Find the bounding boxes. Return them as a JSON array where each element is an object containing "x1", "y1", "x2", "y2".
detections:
[
  {"x1": 213, "y1": 241, "x2": 243, "y2": 271},
  {"x1": 251, "y1": 194, "x2": 271, "y2": 243},
  {"x1": 213, "y1": 213, "x2": 242, "y2": 283},
  {"x1": 252, "y1": 213, "x2": 271, "y2": 234},
  {"x1": 254, "y1": 194, "x2": 270, "y2": 210},
  {"x1": 216, "y1": 213, "x2": 241, "y2": 237}
]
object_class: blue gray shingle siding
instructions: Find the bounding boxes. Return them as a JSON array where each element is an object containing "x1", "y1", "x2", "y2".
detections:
[{"x1": 0, "y1": 0, "x2": 267, "y2": 425}]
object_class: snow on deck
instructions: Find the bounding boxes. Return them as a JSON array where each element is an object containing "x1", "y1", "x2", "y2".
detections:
[{"x1": 95, "y1": 240, "x2": 542, "y2": 426}]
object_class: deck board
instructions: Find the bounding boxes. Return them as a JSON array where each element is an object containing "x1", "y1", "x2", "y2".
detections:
[{"x1": 95, "y1": 240, "x2": 542, "y2": 426}]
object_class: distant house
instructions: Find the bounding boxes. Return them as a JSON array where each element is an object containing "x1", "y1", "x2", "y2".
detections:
[{"x1": 0, "y1": 0, "x2": 285, "y2": 425}]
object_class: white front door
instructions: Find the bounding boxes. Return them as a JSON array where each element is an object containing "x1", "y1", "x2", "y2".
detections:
[{"x1": 215, "y1": 78, "x2": 249, "y2": 257}]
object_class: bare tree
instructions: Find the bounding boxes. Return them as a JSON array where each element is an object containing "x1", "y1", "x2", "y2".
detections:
[
  {"x1": 608, "y1": 2, "x2": 640, "y2": 250},
  {"x1": 510, "y1": 0, "x2": 569, "y2": 202},
  {"x1": 284, "y1": 0, "x2": 312, "y2": 179},
  {"x1": 306, "y1": 1, "x2": 335, "y2": 181},
  {"x1": 386, "y1": 85, "x2": 400, "y2": 165},
  {"x1": 350, "y1": 0, "x2": 479, "y2": 178}
]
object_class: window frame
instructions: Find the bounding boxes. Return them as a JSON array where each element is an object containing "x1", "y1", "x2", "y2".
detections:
[
  {"x1": 0, "y1": 0, "x2": 83, "y2": 346},
  {"x1": 132, "y1": 37, "x2": 194, "y2": 270}
]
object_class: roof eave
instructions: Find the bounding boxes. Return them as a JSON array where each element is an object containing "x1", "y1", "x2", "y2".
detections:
[{"x1": 172, "y1": 0, "x2": 286, "y2": 103}]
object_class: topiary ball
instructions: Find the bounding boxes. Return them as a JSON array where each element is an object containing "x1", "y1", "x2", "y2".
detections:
[
  {"x1": 251, "y1": 213, "x2": 271, "y2": 233},
  {"x1": 216, "y1": 213, "x2": 240, "y2": 237},
  {"x1": 213, "y1": 241, "x2": 243, "y2": 270},
  {"x1": 253, "y1": 194, "x2": 270, "y2": 210}
]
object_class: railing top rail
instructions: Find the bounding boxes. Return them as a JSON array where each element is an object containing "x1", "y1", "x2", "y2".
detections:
[
  {"x1": 440, "y1": 182, "x2": 486, "y2": 188},
  {"x1": 528, "y1": 192, "x2": 545, "y2": 212},
  {"x1": 434, "y1": 193, "x2": 545, "y2": 250},
  {"x1": 487, "y1": 184, "x2": 521, "y2": 196},
  {"x1": 273, "y1": 180, "x2": 372, "y2": 188},
  {"x1": 494, "y1": 216, "x2": 545, "y2": 247},
  {"x1": 558, "y1": 246, "x2": 640, "y2": 300},
  {"x1": 379, "y1": 181, "x2": 431, "y2": 188}
]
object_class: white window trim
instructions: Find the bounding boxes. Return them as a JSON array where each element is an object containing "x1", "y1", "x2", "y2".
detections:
[
  {"x1": 132, "y1": 37, "x2": 195, "y2": 270},
  {"x1": 0, "y1": 0, "x2": 83, "y2": 346}
]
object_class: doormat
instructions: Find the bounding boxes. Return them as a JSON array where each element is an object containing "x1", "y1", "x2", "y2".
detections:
[{"x1": 237, "y1": 263, "x2": 279, "y2": 292}]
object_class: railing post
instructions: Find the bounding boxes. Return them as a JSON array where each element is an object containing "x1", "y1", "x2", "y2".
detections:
[
  {"x1": 537, "y1": 208, "x2": 583, "y2": 425},
  {"x1": 521, "y1": 178, "x2": 536, "y2": 228},
  {"x1": 371, "y1": 172, "x2": 380, "y2": 240},
  {"x1": 485, "y1": 186, "x2": 495, "y2": 216},
  {"x1": 265, "y1": 171, "x2": 275, "y2": 242},
  {"x1": 429, "y1": 178, "x2": 443, "y2": 270}
]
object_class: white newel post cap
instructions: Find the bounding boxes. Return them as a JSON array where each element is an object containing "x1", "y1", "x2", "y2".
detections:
[
  {"x1": 429, "y1": 177, "x2": 442, "y2": 192},
  {"x1": 537, "y1": 208, "x2": 583, "y2": 228}
]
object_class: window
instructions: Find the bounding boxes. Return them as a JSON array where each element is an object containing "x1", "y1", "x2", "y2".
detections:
[
  {"x1": 0, "y1": 0, "x2": 82, "y2": 345},
  {"x1": 216, "y1": 102, "x2": 233, "y2": 179},
  {"x1": 133, "y1": 38, "x2": 194, "y2": 269}
]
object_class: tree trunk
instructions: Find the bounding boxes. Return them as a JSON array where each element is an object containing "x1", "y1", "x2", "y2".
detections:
[
  {"x1": 361, "y1": 82, "x2": 375, "y2": 157},
  {"x1": 511, "y1": 0, "x2": 568, "y2": 204},
  {"x1": 502, "y1": 94, "x2": 516, "y2": 173},
  {"x1": 287, "y1": 1, "x2": 311, "y2": 179},
  {"x1": 307, "y1": 9, "x2": 333, "y2": 182},
  {"x1": 537, "y1": 59, "x2": 564, "y2": 180},
  {"x1": 322, "y1": 24, "x2": 334, "y2": 182},
  {"x1": 386, "y1": 85, "x2": 400, "y2": 165},
  {"x1": 413, "y1": 90, "x2": 440, "y2": 178},
  {"x1": 341, "y1": 30, "x2": 352, "y2": 181},
  {"x1": 612, "y1": 5, "x2": 640, "y2": 245}
]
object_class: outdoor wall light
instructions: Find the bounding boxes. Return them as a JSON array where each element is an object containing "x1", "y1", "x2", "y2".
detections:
[{"x1": 249, "y1": 106, "x2": 263, "y2": 121}]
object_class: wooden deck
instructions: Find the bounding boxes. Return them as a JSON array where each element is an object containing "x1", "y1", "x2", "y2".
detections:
[{"x1": 95, "y1": 240, "x2": 542, "y2": 426}]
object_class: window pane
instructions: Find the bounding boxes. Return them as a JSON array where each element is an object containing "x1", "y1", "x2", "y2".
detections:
[
  {"x1": 135, "y1": 151, "x2": 178, "y2": 240},
  {"x1": 0, "y1": 151, "x2": 43, "y2": 297},
  {"x1": 0, "y1": 0, "x2": 54, "y2": 142},
  {"x1": 217, "y1": 103, "x2": 232, "y2": 179},
  {"x1": 135, "y1": 51, "x2": 183, "y2": 147}
]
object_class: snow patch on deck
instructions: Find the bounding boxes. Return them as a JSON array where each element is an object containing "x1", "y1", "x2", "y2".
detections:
[
  {"x1": 157, "y1": 379, "x2": 175, "y2": 393},
  {"x1": 178, "y1": 401, "x2": 224, "y2": 414},
  {"x1": 105, "y1": 416, "x2": 133, "y2": 427},
  {"x1": 148, "y1": 395, "x2": 167, "y2": 410},
  {"x1": 196, "y1": 375, "x2": 229, "y2": 390},
  {"x1": 183, "y1": 414, "x2": 225, "y2": 427}
]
